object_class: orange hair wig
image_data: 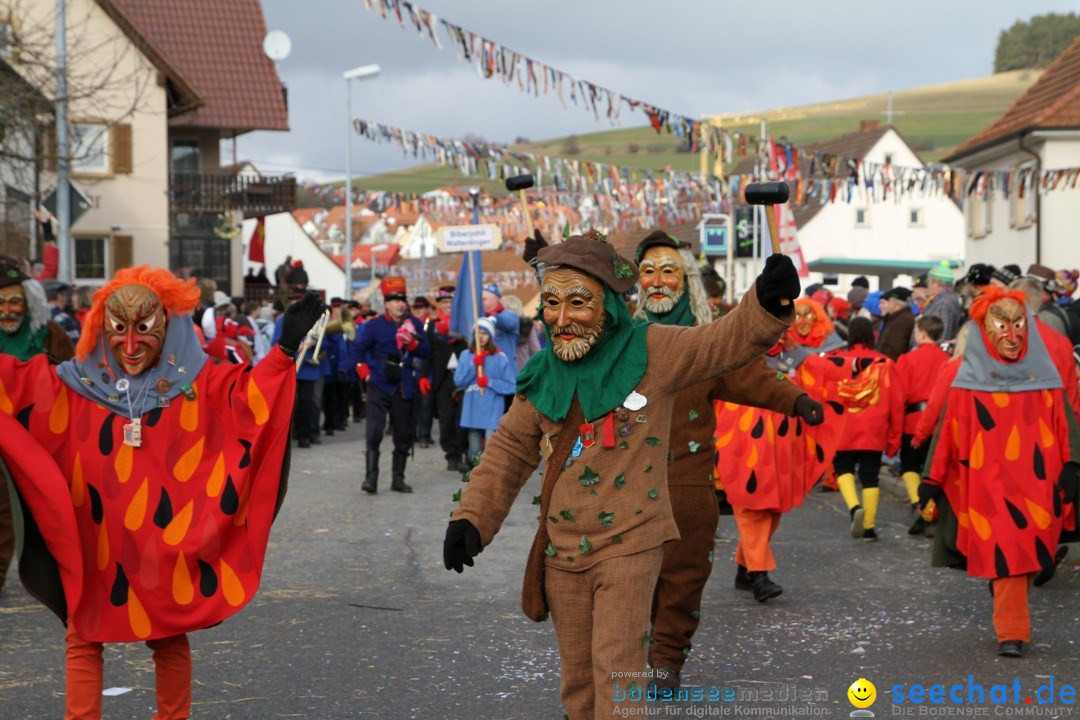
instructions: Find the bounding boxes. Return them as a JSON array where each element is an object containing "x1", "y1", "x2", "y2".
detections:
[
  {"x1": 968, "y1": 287, "x2": 1028, "y2": 324},
  {"x1": 788, "y1": 298, "x2": 835, "y2": 347},
  {"x1": 75, "y1": 266, "x2": 201, "y2": 361}
]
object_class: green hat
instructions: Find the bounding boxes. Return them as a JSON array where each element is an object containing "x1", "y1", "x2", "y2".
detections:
[{"x1": 928, "y1": 260, "x2": 953, "y2": 283}]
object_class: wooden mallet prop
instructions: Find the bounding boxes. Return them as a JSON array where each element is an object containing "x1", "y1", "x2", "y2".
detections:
[
  {"x1": 506, "y1": 174, "x2": 535, "y2": 237},
  {"x1": 745, "y1": 181, "x2": 792, "y2": 306}
]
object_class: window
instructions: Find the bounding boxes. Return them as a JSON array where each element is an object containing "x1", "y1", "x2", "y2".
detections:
[
  {"x1": 171, "y1": 139, "x2": 200, "y2": 172},
  {"x1": 855, "y1": 208, "x2": 870, "y2": 227},
  {"x1": 0, "y1": 18, "x2": 14, "y2": 60},
  {"x1": 884, "y1": 153, "x2": 893, "y2": 165},
  {"x1": 74, "y1": 235, "x2": 108, "y2": 281},
  {"x1": 968, "y1": 193, "x2": 993, "y2": 238},
  {"x1": 909, "y1": 208, "x2": 923, "y2": 227},
  {"x1": 1010, "y1": 164, "x2": 1037, "y2": 229},
  {"x1": 71, "y1": 122, "x2": 108, "y2": 174}
]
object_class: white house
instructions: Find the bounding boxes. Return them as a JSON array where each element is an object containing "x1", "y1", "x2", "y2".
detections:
[
  {"x1": 944, "y1": 37, "x2": 1080, "y2": 272},
  {"x1": 242, "y1": 211, "x2": 344, "y2": 297},
  {"x1": 732, "y1": 122, "x2": 966, "y2": 291}
]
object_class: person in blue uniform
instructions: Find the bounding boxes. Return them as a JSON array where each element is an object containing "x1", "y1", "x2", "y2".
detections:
[
  {"x1": 352, "y1": 276, "x2": 430, "y2": 494},
  {"x1": 482, "y1": 283, "x2": 520, "y2": 371},
  {"x1": 273, "y1": 297, "x2": 330, "y2": 449}
]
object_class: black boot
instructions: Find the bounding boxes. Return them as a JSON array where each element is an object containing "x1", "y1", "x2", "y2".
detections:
[
  {"x1": 734, "y1": 564, "x2": 752, "y2": 591},
  {"x1": 446, "y1": 456, "x2": 462, "y2": 472},
  {"x1": 362, "y1": 451, "x2": 379, "y2": 494},
  {"x1": 747, "y1": 571, "x2": 783, "y2": 602},
  {"x1": 391, "y1": 453, "x2": 412, "y2": 493}
]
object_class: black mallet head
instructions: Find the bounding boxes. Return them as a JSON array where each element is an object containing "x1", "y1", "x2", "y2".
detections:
[
  {"x1": 506, "y1": 174, "x2": 535, "y2": 192},
  {"x1": 744, "y1": 181, "x2": 790, "y2": 206}
]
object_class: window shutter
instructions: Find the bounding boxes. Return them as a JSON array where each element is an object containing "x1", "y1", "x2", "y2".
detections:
[
  {"x1": 111, "y1": 234, "x2": 133, "y2": 271},
  {"x1": 43, "y1": 125, "x2": 57, "y2": 172},
  {"x1": 111, "y1": 124, "x2": 132, "y2": 174}
]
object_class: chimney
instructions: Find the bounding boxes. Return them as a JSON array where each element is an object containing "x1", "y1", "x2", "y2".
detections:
[{"x1": 860, "y1": 120, "x2": 880, "y2": 132}]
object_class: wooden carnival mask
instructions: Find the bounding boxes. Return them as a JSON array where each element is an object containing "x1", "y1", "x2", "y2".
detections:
[
  {"x1": 0, "y1": 283, "x2": 27, "y2": 335},
  {"x1": 793, "y1": 302, "x2": 816, "y2": 338},
  {"x1": 984, "y1": 297, "x2": 1026, "y2": 362},
  {"x1": 541, "y1": 268, "x2": 606, "y2": 362},
  {"x1": 638, "y1": 246, "x2": 686, "y2": 314},
  {"x1": 104, "y1": 284, "x2": 168, "y2": 376}
]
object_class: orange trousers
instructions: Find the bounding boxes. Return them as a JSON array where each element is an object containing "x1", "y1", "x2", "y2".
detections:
[
  {"x1": 992, "y1": 574, "x2": 1033, "y2": 643},
  {"x1": 64, "y1": 621, "x2": 191, "y2": 720},
  {"x1": 733, "y1": 506, "x2": 782, "y2": 572}
]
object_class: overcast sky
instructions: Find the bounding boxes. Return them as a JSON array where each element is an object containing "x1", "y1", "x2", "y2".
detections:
[{"x1": 238, "y1": 0, "x2": 1076, "y2": 184}]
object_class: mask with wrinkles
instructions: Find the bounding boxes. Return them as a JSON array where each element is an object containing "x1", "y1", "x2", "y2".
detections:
[
  {"x1": 638, "y1": 246, "x2": 686, "y2": 314},
  {"x1": 0, "y1": 284, "x2": 26, "y2": 335},
  {"x1": 984, "y1": 297, "x2": 1026, "y2": 362},
  {"x1": 104, "y1": 285, "x2": 168, "y2": 376},
  {"x1": 541, "y1": 268, "x2": 607, "y2": 361}
]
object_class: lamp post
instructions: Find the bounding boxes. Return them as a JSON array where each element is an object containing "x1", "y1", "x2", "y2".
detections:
[{"x1": 343, "y1": 63, "x2": 380, "y2": 299}]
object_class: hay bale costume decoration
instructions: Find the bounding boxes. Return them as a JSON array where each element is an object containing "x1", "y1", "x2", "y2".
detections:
[
  {"x1": 444, "y1": 229, "x2": 800, "y2": 719},
  {"x1": 0, "y1": 266, "x2": 325, "y2": 718}
]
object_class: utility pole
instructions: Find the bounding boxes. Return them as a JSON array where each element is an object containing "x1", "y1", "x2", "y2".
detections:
[{"x1": 55, "y1": 0, "x2": 70, "y2": 283}]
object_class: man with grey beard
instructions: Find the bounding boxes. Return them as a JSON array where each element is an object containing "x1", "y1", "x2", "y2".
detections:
[
  {"x1": 445, "y1": 229, "x2": 802, "y2": 719},
  {"x1": 632, "y1": 231, "x2": 823, "y2": 691},
  {"x1": 0, "y1": 256, "x2": 74, "y2": 595}
]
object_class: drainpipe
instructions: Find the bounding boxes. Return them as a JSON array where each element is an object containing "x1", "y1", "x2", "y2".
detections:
[{"x1": 1017, "y1": 131, "x2": 1041, "y2": 264}]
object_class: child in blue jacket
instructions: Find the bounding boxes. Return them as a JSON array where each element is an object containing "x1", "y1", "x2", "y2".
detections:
[{"x1": 454, "y1": 317, "x2": 517, "y2": 464}]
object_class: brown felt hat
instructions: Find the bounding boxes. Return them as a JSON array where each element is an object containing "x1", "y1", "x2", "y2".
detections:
[
  {"x1": 634, "y1": 229, "x2": 689, "y2": 261},
  {"x1": 0, "y1": 256, "x2": 28, "y2": 289},
  {"x1": 536, "y1": 231, "x2": 639, "y2": 294}
]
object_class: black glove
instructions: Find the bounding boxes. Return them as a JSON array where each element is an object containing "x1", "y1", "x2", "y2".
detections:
[
  {"x1": 523, "y1": 228, "x2": 548, "y2": 265},
  {"x1": 278, "y1": 291, "x2": 328, "y2": 358},
  {"x1": 443, "y1": 519, "x2": 483, "y2": 573},
  {"x1": 917, "y1": 481, "x2": 943, "y2": 509},
  {"x1": 755, "y1": 254, "x2": 800, "y2": 317},
  {"x1": 793, "y1": 394, "x2": 824, "y2": 426},
  {"x1": 716, "y1": 489, "x2": 733, "y2": 516},
  {"x1": 1058, "y1": 462, "x2": 1079, "y2": 504}
]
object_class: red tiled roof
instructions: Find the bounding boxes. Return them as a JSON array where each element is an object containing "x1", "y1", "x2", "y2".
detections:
[
  {"x1": 291, "y1": 208, "x2": 324, "y2": 227},
  {"x1": 947, "y1": 38, "x2": 1080, "y2": 161},
  {"x1": 111, "y1": 0, "x2": 289, "y2": 133},
  {"x1": 352, "y1": 244, "x2": 401, "y2": 266}
]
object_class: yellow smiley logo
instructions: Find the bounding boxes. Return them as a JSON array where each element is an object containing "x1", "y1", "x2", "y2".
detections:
[{"x1": 848, "y1": 679, "x2": 877, "y2": 708}]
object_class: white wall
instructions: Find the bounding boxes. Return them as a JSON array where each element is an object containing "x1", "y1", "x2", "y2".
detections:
[
  {"x1": 242, "y1": 212, "x2": 344, "y2": 296},
  {"x1": 798, "y1": 129, "x2": 966, "y2": 287},
  {"x1": 1036, "y1": 132, "x2": 1080, "y2": 271}
]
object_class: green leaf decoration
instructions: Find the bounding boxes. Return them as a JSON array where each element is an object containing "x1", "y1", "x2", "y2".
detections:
[
  {"x1": 589, "y1": 489, "x2": 597, "y2": 496},
  {"x1": 612, "y1": 534, "x2": 623, "y2": 544},
  {"x1": 682, "y1": 647, "x2": 691, "y2": 656},
  {"x1": 562, "y1": 221, "x2": 571, "y2": 239},
  {"x1": 598, "y1": 511, "x2": 614, "y2": 527},
  {"x1": 614, "y1": 473, "x2": 626, "y2": 489},
  {"x1": 548, "y1": 515, "x2": 559, "y2": 524},
  {"x1": 532, "y1": 495, "x2": 541, "y2": 505},
  {"x1": 629, "y1": 681, "x2": 641, "y2": 693},
  {"x1": 566, "y1": 555, "x2": 575, "y2": 562},
  {"x1": 578, "y1": 536, "x2": 592, "y2": 554},
  {"x1": 689, "y1": 441, "x2": 701, "y2": 453},
  {"x1": 645, "y1": 436, "x2": 661, "y2": 446},
  {"x1": 644, "y1": 465, "x2": 652, "y2": 473},
  {"x1": 545, "y1": 542, "x2": 556, "y2": 557},
  {"x1": 559, "y1": 508, "x2": 575, "y2": 521},
  {"x1": 708, "y1": 550, "x2": 715, "y2": 563},
  {"x1": 668, "y1": 451, "x2": 675, "y2": 465},
  {"x1": 452, "y1": 489, "x2": 461, "y2": 502},
  {"x1": 618, "y1": 441, "x2": 629, "y2": 450},
  {"x1": 690, "y1": 610, "x2": 701, "y2": 620},
  {"x1": 578, "y1": 465, "x2": 600, "y2": 486},
  {"x1": 641, "y1": 633, "x2": 651, "y2": 648},
  {"x1": 689, "y1": 409, "x2": 699, "y2": 421},
  {"x1": 648, "y1": 487, "x2": 659, "y2": 499},
  {"x1": 635, "y1": 508, "x2": 643, "y2": 515},
  {"x1": 461, "y1": 470, "x2": 471, "y2": 483}
]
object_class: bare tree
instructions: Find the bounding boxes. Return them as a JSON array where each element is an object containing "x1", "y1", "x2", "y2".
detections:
[{"x1": 0, "y1": 0, "x2": 158, "y2": 256}]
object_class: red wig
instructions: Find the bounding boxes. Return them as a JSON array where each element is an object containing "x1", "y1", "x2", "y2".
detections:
[
  {"x1": 968, "y1": 286, "x2": 1028, "y2": 324},
  {"x1": 75, "y1": 266, "x2": 201, "y2": 361},
  {"x1": 788, "y1": 298, "x2": 835, "y2": 347}
]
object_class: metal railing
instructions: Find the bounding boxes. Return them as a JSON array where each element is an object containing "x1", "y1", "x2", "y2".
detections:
[{"x1": 170, "y1": 171, "x2": 297, "y2": 218}]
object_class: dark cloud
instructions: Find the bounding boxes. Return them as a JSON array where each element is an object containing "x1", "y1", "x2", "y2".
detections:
[{"x1": 238, "y1": 0, "x2": 1074, "y2": 182}]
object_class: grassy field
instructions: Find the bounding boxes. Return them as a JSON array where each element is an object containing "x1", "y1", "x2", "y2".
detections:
[{"x1": 322, "y1": 70, "x2": 1040, "y2": 200}]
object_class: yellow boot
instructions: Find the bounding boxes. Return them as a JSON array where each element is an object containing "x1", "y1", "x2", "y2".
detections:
[
  {"x1": 862, "y1": 487, "x2": 880, "y2": 542},
  {"x1": 902, "y1": 472, "x2": 920, "y2": 506},
  {"x1": 837, "y1": 474, "x2": 863, "y2": 538}
]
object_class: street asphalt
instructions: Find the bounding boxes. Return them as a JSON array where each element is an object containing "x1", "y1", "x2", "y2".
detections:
[{"x1": 1, "y1": 421, "x2": 1078, "y2": 719}]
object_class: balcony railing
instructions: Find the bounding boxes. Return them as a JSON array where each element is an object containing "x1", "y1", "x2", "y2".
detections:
[{"x1": 170, "y1": 171, "x2": 296, "y2": 218}]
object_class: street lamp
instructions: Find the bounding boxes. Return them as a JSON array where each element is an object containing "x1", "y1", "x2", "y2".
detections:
[{"x1": 344, "y1": 63, "x2": 380, "y2": 299}]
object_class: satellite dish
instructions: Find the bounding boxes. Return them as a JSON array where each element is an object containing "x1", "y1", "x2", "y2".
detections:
[{"x1": 263, "y1": 30, "x2": 292, "y2": 61}]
